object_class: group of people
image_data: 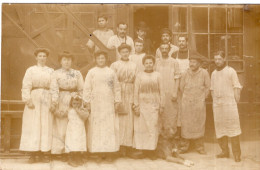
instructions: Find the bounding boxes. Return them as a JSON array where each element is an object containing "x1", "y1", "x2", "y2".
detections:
[{"x1": 19, "y1": 15, "x2": 243, "y2": 167}]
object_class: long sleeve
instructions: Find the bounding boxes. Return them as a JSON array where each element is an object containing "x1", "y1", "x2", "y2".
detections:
[
  {"x1": 77, "y1": 71, "x2": 84, "y2": 96},
  {"x1": 50, "y1": 72, "x2": 59, "y2": 104},
  {"x1": 158, "y1": 73, "x2": 165, "y2": 108},
  {"x1": 83, "y1": 71, "x2": 92, "y2": 103},
  {"x1": 134, "y1": 73, "x2": 140, "y2": 106},
  {"x1": 113, "y1": 72, "x2": 121, "y2": 103},
  {"x1": 231, "y1": 68, "x2": 242, "y2": 89},
  {"x1": 21, "y1": 68, "x2": 33, "y2": 102},
  {"x1": 179, "y1": 71, "x2": 186, "y2": 93},
  {"x1": 107, "y1": 36, "x2": 115, "y2": 49},
  {"x1": 204, "y1": 70, "x2": 211, "y2": 98}
]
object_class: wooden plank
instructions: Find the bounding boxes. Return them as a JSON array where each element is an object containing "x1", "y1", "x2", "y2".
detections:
[
  {"x1": 57, "y1": 5, "x2": 116, "y2": 57},
  {"x1": 30, "y1": 14, "x2": 65, "y2": 38},
  {"x1": 2, "y1": 10, "x2": 39, "y2": 47},
  {"x1": 4, "y1": 116, "x2": 11, "y2": 153}
]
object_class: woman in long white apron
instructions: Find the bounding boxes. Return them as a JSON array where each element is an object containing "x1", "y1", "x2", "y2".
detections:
[
  {"x1": 20, "y1": 48, "x2": 54, "y2": 163},
  {"x1": 83, "y1": 50, "x2": 121, "y2": 156}
]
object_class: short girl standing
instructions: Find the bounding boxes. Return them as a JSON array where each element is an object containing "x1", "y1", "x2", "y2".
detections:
[{"x1": 65, "y1": 93, "x2": 89, "y2": 167}]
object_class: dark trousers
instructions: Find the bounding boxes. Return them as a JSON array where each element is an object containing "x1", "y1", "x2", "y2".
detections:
[
  {"x1": 180, "y1": 137, "x2": 204, "y2": 152},
  {"x1": 217, "y1": 135, "x2": 241, "y2": 157}
]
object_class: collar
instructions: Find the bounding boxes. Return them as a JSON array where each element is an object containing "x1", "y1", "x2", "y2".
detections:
[
  {"x1": 179, "y1": 48, "x2": 188, "y2": 53},
  {"x1": 120, "y1": 58, "x2": 129, "y2": 62},
  {"x1": 216, "y1": 63, "x2": 227, "y2": 71},
  {"x1": 144, "y1": 70, "x2": 154, "y2": 73}
]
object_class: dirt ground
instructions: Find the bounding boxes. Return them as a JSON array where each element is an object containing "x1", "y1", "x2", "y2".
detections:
[{"x1": 1, "y1": 140, "x2": 260, "y2": 170}]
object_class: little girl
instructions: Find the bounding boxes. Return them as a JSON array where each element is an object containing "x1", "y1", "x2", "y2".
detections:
[{"x1": 65, "y1": 93, "x2": 89, "y2": 167}]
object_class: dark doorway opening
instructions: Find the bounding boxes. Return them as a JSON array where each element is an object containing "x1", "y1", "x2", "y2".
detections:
[{"x1": 133, "y1": 6, "x2": 169, "y2": 53}]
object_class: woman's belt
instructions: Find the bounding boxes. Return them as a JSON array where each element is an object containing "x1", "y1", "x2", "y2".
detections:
[
  {"x1": 59, "y1": 88, "x2": 77, "y2": 92},
  {"x1": 32, "y1": 87, "x2": 49, "y2": 90}
]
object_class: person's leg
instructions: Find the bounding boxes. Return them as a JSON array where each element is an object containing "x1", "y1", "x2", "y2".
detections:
[
  {"x1": 68, "y1": 152, "x2": 78, "y2": 167},
  {"x1": 28, "y1": 151, "x2": 40, "y2": 163},
  {"x1": 179, "y1": 138, "x2": 190, "y2": 153},
  {"x1": 194, "y1": 137, "x2": 206, "y2": 154},
  {"x1": 231, "y1": 135, "x2": 241, "y2": 162},
  {"x1": 38, "y1": 151, "x2": 51, "y2": 163},
  {"x1": 216, "y1": 136, "x2": 229, "y2": 158}
]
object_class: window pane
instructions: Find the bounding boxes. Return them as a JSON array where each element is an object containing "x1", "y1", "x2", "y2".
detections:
[
  {"x1": 191, "y1": 7, "x2": 208, "y2": 33},
  {"x1": 227, "y1": 35, "x2": 243, "y2": 60},
  {"x1": 194, "y1": 35, "x2": 208, "y2": 58},
  {"x1": 227, "y1": 8, "x2": 243, "y2": 33},
  {"x1": 210, "y1": 8, "x2": 226, "y2": 33},
  {"x1": 172, "y1": 7, "x2": 187, "y2": 32},
  {"x1": 210, "y1": 34, "x2": 226, "y2": 59}
]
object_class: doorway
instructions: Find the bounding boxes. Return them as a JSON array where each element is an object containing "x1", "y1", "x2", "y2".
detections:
[{"x1": 133, "y1": 5, "x2": 169, "y2": 52}]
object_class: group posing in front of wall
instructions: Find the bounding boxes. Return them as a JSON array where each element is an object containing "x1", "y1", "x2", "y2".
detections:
[{"x1": 19, "y1": 15, "x2": 243, "y2": 167}]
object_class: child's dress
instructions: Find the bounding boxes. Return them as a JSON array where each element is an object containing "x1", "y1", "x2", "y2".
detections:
[{"x1": 65, "y1": 108, "x2": 87, "y2": 152}]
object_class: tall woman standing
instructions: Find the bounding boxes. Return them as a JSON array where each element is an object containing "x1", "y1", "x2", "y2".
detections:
[
  {"x1": 50, "y1": 51, "x2": 84, "y2": 160},
  {"x1": 20, "y1": 47, "x2": 54, "y2": 163}
]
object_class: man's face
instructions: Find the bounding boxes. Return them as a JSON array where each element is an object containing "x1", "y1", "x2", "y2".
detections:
[
  {"x1": 98, "y1": 17, "x2": 108, "y2": 28},
  {"x1": 214, "y1": 55, "x2": 225, "y2": 67},
  {"x1": 189, "y1": 59, "x2": 200, "y2": 71},
  {"x1": 160, "y1": 44, "x2": 170, "y2": 57},
  {"x1": 134, "y1": 42, "x2": 144, "y2": 53},
  {"x1": 178, "y1": 37, "x2": 188, "y2": 49},
  {"x1": 137, "y1": 29, "x2": 146, "y2": 39},
  {"x1": 117, "y1": 24, "x2": 127, "y2": 37},
  {"x1": 161, "y1": 33, "x2": 171, "y2": 43},
  {"x1": 119, "y1": 48, "x2": 130, "y2": 60}
]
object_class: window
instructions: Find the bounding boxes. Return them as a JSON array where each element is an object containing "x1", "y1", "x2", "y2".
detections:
[{"x1": 171, "y1": 5, "x2": 244, "y2": 73}]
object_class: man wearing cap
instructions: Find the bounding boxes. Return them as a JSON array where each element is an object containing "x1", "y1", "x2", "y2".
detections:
[
  {"x1": 155, "y1": 28, "x2": 179, "y2": 59},
  {"x1": 107, "y1": 22, "x2": 135, "y2": 60},
  {"x1": 135, "y1": 21, "x2": 153, "y2": 54},
  {"x1": 179, "y1": 52, "x2": 210, "y2": 154}
]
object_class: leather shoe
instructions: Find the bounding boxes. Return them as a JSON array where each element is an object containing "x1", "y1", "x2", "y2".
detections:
[{"x1": 216, "y1": 152, "x2": 229, "y2": 158}]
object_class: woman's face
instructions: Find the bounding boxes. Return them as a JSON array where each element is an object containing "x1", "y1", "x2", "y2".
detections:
[
  {"x1": 36, "y1": 52, "x2": 47, "y2": 66},
  {"x1": 119, "y1": 48, "x2": 130, "y2": 60},
  {"x1": 96, "y1": 54, "x2": 106, "y2": 67},
  {"x1": 61, "y1": 57, "x2": 72, "y2": 70},
  {"x1": 144, "y1": 59, "x2": 154, "y2": 71}
]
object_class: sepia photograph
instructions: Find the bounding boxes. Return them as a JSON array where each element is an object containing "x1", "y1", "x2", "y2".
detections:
[{"x1": 1, "y1": 2, "x2": 260, "y2": 170}]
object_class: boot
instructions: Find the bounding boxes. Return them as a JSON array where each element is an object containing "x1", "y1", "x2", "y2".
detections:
[
  {"x1": 216, "y1": 136, "x2": 229, "y2": 158},
  {"x1": 231, "y1": 136, "x2": 241, "y2": 162}
]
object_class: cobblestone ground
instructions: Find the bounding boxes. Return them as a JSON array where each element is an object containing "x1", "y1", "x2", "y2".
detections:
[{"x1": 1, "y1": 141, "x2": 260, "y2": 170}]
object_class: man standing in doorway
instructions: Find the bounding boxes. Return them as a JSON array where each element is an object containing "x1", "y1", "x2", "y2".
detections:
[
  {"x1": 135, "y1": 21, "x2": 153, "y2": 55},
  {"x1": 211, "y1": 51, "x2": 242, "y2": 162},
  {"x1": 155, "y1": 28, "x2": 179, "y2": 59},
  {"x1": 107, "y1": 22, "x2": 135, "y2": 60}
]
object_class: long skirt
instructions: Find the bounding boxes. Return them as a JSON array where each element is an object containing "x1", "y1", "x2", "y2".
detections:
[
  {"x1": 19, "y1": 89, "x2": 53, "y2": 152},
  {"x1": 51, "y1": 91, "x2": 71, "y2": 154}
]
